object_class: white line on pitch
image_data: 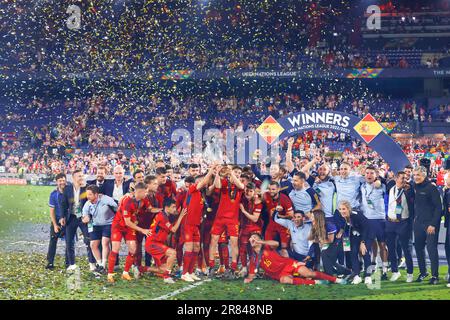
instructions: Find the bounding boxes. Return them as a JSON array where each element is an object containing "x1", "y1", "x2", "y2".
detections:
[{"x1": 153, "y1": 279, "x2": 212, "y2": 300}]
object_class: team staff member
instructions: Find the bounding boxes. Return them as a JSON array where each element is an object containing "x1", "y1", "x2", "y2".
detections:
[
  {"x1": 334, "y1": 162, "x2": 365, "y2": 212},
  {"x1": 209, "y1": 165, "x2": 245, "y2": 278},
  {"x1": 305, "y1": 163, "x2": 336, "y2": 223},
  {"x1": 46, "y1": 173, "x2": 68, "y2": 270},
  {"x1": 274, "y1": 210, "x2": 315, "y2": 269},
  {"x1": 244, "y1": 234, "x2": 347, "y2": 285},
  {"x1": 109, "y1": 165, "x2": 131, "y2": 203},
  {"x1": 385, "y1": 171, "x2": 415, "y2": 283},
  {"x1": 360, "y1": 166, "x2": 389, "y2": 280},
  {"x1": 309, "y1": 209, "x2": 351, "y2": 278},
  {"x1": 263, "y1": 181, "x2": 295, "y2": 258},
  {"x1": 335, "y1": 201, "x2": 374, "y2": 285},
  {"x1": 87, "y1": 166, "x2": 108, "y2": 194},
  {"x1": 443, "y1": 174, "x2": 450, "y2": 288},
  {"x1": 145, "y1": 199, "x2": 187, "y2": 284},
  {"x1": 413, "y1": 166, "x2": 443, "y2": 285},
  {"x1": 82, "y1": 185, "x2": 118, "y2": 275},
  {"x1": 60, "y1": 169, "x2": 96, "y2": 272},
  {"x1": 181, "y1": 166, "x2": 216, "y2": 282},
  {"x1": 289, "y1": 171, "x2": 321, "y2": 215}
]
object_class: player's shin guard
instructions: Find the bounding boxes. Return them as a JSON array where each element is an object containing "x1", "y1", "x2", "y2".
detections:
[
  {"x1": 293, "y1": 278, "x2": 316, "y2": 285},
  {"x1": 183, "y1": 251, "x2": 192, "y2": 275},
  {"x1": 124, "y1": 252, "x2": 135, "y2": 273},
  {"x1": 313, "y1": 271, "x2": 337, "y2": 283},
  {"x1": 108, "y1": 251, "x2": 119, "y2": 274}
]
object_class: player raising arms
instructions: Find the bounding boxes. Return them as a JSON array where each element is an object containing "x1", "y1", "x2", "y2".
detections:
[
  {"x1": 181, "y1": 165, "x2": 216, "y2": 282},
  {"x1": 239, "y1": 182, "x2": 263, "y2": 277},
  {"x1": 244, "y1": 233, "x2": 347, "y2": 286},
  {"x1": 107, "y1": 182, "x2": 151, "y2": 283},
  {"x1": 263, "y1": 181, "x2": 295, "y2": 257},
  {"x1": 209, "y1": 165, "x2": 245, "y2": 279},
  {"x1": 145, "y1": 198, "x2": 187, "y2": 284}
]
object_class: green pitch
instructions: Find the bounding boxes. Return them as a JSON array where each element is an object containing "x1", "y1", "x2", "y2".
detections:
[{"x1": 0, "y1": 185, "x2": 449, "y2": 300}]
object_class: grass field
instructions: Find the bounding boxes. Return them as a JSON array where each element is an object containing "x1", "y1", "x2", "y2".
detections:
[{"x1": 1, "y1": 185, "x2": 450, "y2": 300}]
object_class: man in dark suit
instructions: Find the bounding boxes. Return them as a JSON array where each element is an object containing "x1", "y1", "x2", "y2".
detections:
[
  {"x1": 104, "y1": 165, "x2": 131, "y2": 203},
  {"x1": 60, "y1": 169, "x2": 96, "y2": 271},
  {"x1": 87, "y1": 166, "x2": 111, "y2": 195}
]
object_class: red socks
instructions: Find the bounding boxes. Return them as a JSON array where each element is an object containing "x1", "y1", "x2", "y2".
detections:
[
  {"x1": 313, "y1": 271, "x2": 337, "y2": 283},
  {"x1": 231, "y1": 261, "x2": 238, "y2": 272},
  {"x1": 189, "y1": 251, "x2": 198, "y2": 274},
  {"x1": 124, "y1": 252, "x2": 135, "y2": 273},
  {"x1": 219, "y1": 243, "x2": 229, "y2": 268},
  {"x1": 108, "y1": 251, "x2": 118, "y2": 274},
  {"x1": 239, "y1": 245, "x2": 248, "y2": 268},
  {"x1": 203, "y1": 244, "x2": 210, "y2": 266},
  {"x1": 293, "y1": 278, "x2": 316, "y2": 285}
]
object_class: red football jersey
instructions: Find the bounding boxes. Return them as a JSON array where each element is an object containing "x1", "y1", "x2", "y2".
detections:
[
  {"x1": 263, "y1": 192, "x2": 293, "y2": 219},
  {"x1": 184, "y1": 184, "x2": 204, "y2": 226},
  {"x1": 157, "y1": 180, "x2": 177, "y2": 200},
  {"x1": 147, "y1": 192, "x2": 163, "y2": 209},
  {"x1": 216, "y1": 178, "x2": 243, "y2": 221},
  {"x1": 176, "y1": 188, "x2": 188, "y2": 210},
  {"x1": 147, "y1": 211, "x2": 173, "y2": 243},
  {"x1": 259, "y1": 246, "x2": 292, "y2": 279},
  {"x1": 240, "y1": 198, "x2": 263, "y2": 231},
  {"x1": 113, "y1": 195, "x2": 149, "y2": 229}
]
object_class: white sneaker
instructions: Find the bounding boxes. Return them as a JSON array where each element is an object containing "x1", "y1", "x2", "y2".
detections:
[
  {"x1": 89, "y1": 263, "x2": 96, "y2": 272},
  {"x1": 238, "y1": 267, "x2": 248, "y2": 278},
  {"x1": 398, "y1": 258, "x2": 406, "y2": 269},
  {"x1": 364, "y1": 276, "x2": 372, "y2": 285},
  {"x1": 181, "y1": 273, "x2": 195, "y2": 282},
  {"x1": 447, "y1": 282, "x2": 450, "y2": 288},
  {"x1": 351, "y1": 275, "x2": 362, "y2": 285},
  {"x1": 406, "y1": 274, "x2": 414, "y2": 283},
  {"x1": 131, "y1": 265, "x2": 141, "y2": 280},
  {"x1": 67, "y1": 264, "x2": 77, "y2": 272},
  {"x1": 189, "y1": 273, "x2": 201, "y2": 281},
  {"x1": 164, "y1": 277, "x2": 175, "y2": 284},
  {"x1": 390, "y1": 272, "x2": 401, "y2": 282}
]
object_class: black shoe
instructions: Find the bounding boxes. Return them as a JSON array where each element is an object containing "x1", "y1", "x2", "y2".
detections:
[
  {"x1": 223, "y1": 269, "x2": 237, "y2": 280},
  {"x1": 45, "y1": 263, "x2": 55, "y2": 270},
  {"x1": 381, "y1": 272, "x2": 388, "y2": 281},
  {"x1": 94, "y1": 264, "x2": 106, "y2": 275},
  {"x1": 429, "y1": 277, "x2": 438, "y2": 285},
  {"x1": 208, "y1": 267, "x2": 216, "y2": 279},
  {"x1": 416, "y1": 272, "x2": 429, "y2": 283}
]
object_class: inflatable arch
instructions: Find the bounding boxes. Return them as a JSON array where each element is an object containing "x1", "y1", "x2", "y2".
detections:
[{"x1": 258, "y1": 110, "x2": 411, "y2": 173}]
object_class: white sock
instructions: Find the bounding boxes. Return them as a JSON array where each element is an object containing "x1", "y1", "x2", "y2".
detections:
[{"x1": 382, "y1": 262, "x2": 388, "y2": 273}]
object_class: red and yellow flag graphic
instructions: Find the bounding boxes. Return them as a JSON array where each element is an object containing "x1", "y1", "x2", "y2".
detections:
[
  {"x1": 353, "y1": 113, "x2": 384, "y2": 144},
  {"x1": 257, "y1": 116, "x2": 285, "y2": 144}
]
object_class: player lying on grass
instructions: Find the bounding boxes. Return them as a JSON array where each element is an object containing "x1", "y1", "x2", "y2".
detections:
[
  {"x1": 244, "y1": 233, "x2": 347, "y2": 285},
  {"x1": 143, "y1": 198, "x2": 187, "y2": 284}
]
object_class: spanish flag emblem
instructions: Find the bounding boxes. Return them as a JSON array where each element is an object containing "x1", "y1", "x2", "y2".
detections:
[
  {"x1": 257, "y1": 116, "x2": 285, "y2": 145},
  {"x1": 353, "y1": 113, "x2": 384, "y2": 144}
]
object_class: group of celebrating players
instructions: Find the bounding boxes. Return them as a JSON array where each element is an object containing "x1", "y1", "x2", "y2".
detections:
[{"x1": 47, "y1": 137, "x2": 450, "y2": 287}]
